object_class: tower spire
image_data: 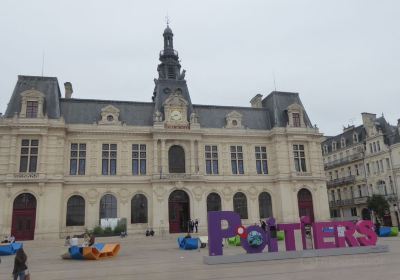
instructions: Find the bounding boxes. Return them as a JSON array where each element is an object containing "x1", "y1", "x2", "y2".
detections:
[{"x1": 157, "y1": 24, "x2": 181, "y2": 80}]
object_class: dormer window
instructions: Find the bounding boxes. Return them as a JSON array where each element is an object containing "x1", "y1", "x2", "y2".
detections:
[
  {"x1": 353, "y1": 133, "x2": 358, "y2": 143},
  {"x1": 19, "y1": 90, "x2": 45, "y2": 118},
  {"x1": 341, "y1": 137, "x2": 346, "y2": 148},
  {"x1": 332, "y1": 141, "x2": 337, "y2": 151},
  {"x1": 287, "y1": 103, "x2": 305, "y2": 128},
  {"x1": 26, "y1": 101, "x2": 38, "y2": 118},
  {"x1": 225, "y1": 111, "x2": 243, "y2": 129},
  {"x1": 292, "y1": 113, "x2": 301, "y2": 127},
  {"x1": 99, "y1": 105, "x2": 121, "y2": 125}
]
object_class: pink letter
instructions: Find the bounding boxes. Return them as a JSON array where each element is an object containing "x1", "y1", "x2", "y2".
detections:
[
  {"x1": 336, "y1": 221, "x2": 359, "y2": 247},
  {"x1": 356, "y1": 220, "x2": 377, "y2": 246},
  {"x1": 278, "y1": 223, "x2": 300, "y2": 251},
  {"x1": 312, "y1": 222, "x2": 336, "y2": 249}
]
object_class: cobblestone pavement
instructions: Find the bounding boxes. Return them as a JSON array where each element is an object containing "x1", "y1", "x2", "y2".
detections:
[{"x1": 0, "y1": 234, "x2": 399, "y2": 280}]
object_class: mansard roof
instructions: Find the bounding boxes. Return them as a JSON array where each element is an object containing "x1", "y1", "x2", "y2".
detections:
[
  {"x1": 262, "y1": 91, "x2": 313, "y2": 127},
  {"x1": 322, "y1": 116, "x2": 400, "y2": 153},
  {"x1": 4, "y1": 75, "x2": 313, "y2": 130},
  {"x1": 4, "y1": 75, "x2": 62, "y2": 119}
]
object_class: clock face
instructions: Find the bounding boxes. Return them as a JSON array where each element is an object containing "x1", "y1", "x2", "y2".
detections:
[{"x1": 170, "y1": 110, "x2": 183, "y2": 121}]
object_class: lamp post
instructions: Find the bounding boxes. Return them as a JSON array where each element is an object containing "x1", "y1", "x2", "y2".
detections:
[{"x1": 394, "y1": 204, "x2": 400, "y2": 229}]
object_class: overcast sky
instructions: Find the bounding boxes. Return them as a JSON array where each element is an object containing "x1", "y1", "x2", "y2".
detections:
[{"x1": 0, "y1": 0, "x2": 399, "y2": 135}]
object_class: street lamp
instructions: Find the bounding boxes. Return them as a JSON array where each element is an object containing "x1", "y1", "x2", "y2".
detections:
[{"x1": 394, "y1": 204, "x2": 400, "y2": 229}]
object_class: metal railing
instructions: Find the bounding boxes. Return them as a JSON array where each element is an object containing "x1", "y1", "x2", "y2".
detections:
[
  {"x1": 327, "y1": 175, "x2": 356, "y2": 188},
  {"x1": 324, "y1": 152, "x2": 364, "y2": 170}
]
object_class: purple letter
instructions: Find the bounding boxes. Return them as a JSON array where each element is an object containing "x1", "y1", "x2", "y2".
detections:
[
  {"x1": 312, "y1": 222, "x2": 336, "y2": 249},
  {"x1": 266, "y1": 218, "x2": 278, "y2": 252},
  {"x1": 277, "y1": 223, "x2": 300, "y2": 251},
  {"x1": 207, "y1": 211, "x2": 241, "y2": 256},
  {"x1": 241, "y1": 225, "x2": 267, "y2": 254}
]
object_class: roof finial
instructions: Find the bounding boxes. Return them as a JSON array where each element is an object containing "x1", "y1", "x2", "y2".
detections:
[{"x1": 165, "y1": 13, "x2": 170, "y2": 26}]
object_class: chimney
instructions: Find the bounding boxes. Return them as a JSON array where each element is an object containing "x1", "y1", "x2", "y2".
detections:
[
  {"x1": 250, "y1": 94, "x2": 263, "y2": 108},
  {"x1": 64, "y1": 82, "x2": 73, "y2": 99}
]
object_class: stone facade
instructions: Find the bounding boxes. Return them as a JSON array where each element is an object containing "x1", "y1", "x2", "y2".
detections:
[
  {"x1": 322, "y1": 113, "x2": 400, "y2": 226},
  {"x1": 0, "y1": 26, "x2": 329, "y2": 240}
]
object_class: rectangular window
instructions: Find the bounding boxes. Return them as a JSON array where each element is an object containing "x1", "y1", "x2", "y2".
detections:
[
  {"x1": 351, "y1": 207, "x2": 357, "y2": 217},
  {"x1": 386, "y1": 158, "x2": 390, "y2": 169},
  {"x1": 26, "y1": 101, "x2": 38, "y2": 118},
  {"x1": 255, "y1": 146, "x2": 268, "y2": 174},
  {"x1": 331, "y1": 190, "x2": 335, "y2": 201},
  {"x1": 205, "y1": 145, "x2": 219, "y2": 175},
  {"x1": 70, "y1": 143, "x2": 86, "y2": 175},
  {"x1": 337, "y1": 189, "x2": 342, "y2": 201},
  {"x1": 19, "y1": 139, "x2": 39, "y2": 172},
  {"x1": 377, "y1": 141, "x2": 381, "y2": 151},
  {"x1": 373, "y1": 142, "x2": 377, "y2": 153},
  {"x1": 231, "y1": 146, "x2": 244, "y2": 174},
  {"x1": 366, "y1": 163, "x2": 370, "y2": 176},
  {"x1": 293, "y1": 144, "x2": 307, "y2": 172},
  {"x1": 348, "y1": 166, "x2": 352, "y2": 176},
  {"x1": 358, "y1": 185, "x2": 362, "y2": 197},
  {"x1": 355, "y1": 164, "x2": 359, "y2": 176},
  {"x1": 102, "y1": 144, "x2": 117, "y2": 175},
  {"x1": 132, "y1": 144, "x2": 146, "y2": 175},
  {"x1": 369, "y1": 143, "x2": 373, "y2": 153},
  {"x1": 292, "y1": 113, "x2": 301, "y2": 127}
]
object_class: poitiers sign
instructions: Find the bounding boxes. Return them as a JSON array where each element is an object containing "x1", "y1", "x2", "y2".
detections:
[{"x1": 205, "y1": 211, "x2": 386, "y2": 264}]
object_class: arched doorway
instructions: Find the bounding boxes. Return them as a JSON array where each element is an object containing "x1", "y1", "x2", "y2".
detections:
[
  {"x1": 361, "y1": 208, "x2": 371, "y2": 220},
  {"x1": 297, "y1": 188, "x2": 314, "y2": 222},
  {"x1": 168, "y1": 145, "x2": 185, "y2": 173},
  {"x1": 11, "y1": 193, "x2": 37, "y2": 241},
  {"x1": 168, "y1": 190, "x2": 190, "y2": 233}
]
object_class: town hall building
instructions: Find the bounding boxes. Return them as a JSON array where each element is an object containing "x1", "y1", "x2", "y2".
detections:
[{"x1": 0, "y1": 26, "x2": 329, "y2": 240}]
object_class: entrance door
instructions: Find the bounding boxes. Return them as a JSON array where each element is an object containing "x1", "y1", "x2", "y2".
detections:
[
  {"x1": 11, "y1": 193, "x2": 37, "y2": 241},
  {"x1": 168, "y1": 190, "x2": 189, "y2": 233},
  {"x1": 297, "y1": 188, "x2": 314, "y2": 223}
]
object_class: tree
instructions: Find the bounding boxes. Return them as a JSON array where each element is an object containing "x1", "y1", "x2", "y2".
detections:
[{"x1": 367, "y1": 194, "x2": 390, "y2": 223}]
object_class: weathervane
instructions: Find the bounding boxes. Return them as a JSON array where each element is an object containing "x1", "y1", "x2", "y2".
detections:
[{"x1": 165, "y1": 14, "x2": 171, "y2": 26}]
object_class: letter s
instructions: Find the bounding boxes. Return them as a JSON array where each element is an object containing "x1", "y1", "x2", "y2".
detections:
[{"x1": 356, "y1": 220, "x2": 377, "y2": 246}]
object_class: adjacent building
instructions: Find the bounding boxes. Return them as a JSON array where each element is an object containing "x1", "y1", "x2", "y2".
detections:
[
  {"x1": 0, "y1": 25, "x2": 329, "y2": 240},
  {"x1": 322, "y1": 113, "x2": 400, "y2": 226}
]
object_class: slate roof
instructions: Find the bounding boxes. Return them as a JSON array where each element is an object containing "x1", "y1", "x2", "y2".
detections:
[
  {"x1": 193, "y1": 105, "x2": 272, "y2": 130},
  {"x1": 262, "y1": 91, "x2": 313, "y2": 127},
  {"x1": 322, "y1": 125, "x2": 366, "y2": 153},
  {"x1": 4, "y1": 75, "x2": 61, "y2": 119},
  {"x1": 322, "y1": 116, "x2": 400, "y2": 153},
  {"x1": 60, "y1": 99, "x2": 154, "y2": 126},
  {"x1": 4, "y1": 75, "x2": 313, "y2": 131}
]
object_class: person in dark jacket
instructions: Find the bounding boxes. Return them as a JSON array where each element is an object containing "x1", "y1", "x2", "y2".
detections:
[{"x1": 12, "y1": 248, "x2": 28, "y2": 280}]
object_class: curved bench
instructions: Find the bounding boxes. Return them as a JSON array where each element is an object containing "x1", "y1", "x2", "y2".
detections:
[{"x1": 0, "y1": 243, "x2": 23, "y2": 256}]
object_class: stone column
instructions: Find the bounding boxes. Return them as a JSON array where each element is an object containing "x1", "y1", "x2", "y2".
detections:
[
  {"x1": 190, "y1": 140, "x2": 195, "y2": 174},
  {"x1": 39, "y1": 135, "x2": 48, "y2": 174},
  {"x1": 153, "y1": 139, "x2": 158, "y2": 174},
  {"x1": 161, "y1": 140, "x2": 166, "y2": 174},
  {"x1": 8, "y1": 135, "x2": 17, "y2": 174}
]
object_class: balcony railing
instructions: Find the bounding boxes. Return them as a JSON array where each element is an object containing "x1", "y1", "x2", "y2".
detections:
[
  {"x1": 324, "y1": 152, "x2": 364, "y2": 170},
  {"x1": 13, "y1": 172, "x2": 39, "y2": 179},
  {"x1": 327, "y1": 175, "x2": 356, "y2": 188},
  {"x1": 353, "y1": 196, "x2": 369, "y2": 204},
  {"x1": 329, "y1": 199, "x2": 355, "y2": 207}
]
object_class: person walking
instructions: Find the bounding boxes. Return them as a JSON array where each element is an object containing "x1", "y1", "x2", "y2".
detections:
[
  {"x1": 12, "y1": 248, "x2": 28, "y2": 280},
  {"x1": 194, "y1": 219, "x2": 199, "y2": 233}
]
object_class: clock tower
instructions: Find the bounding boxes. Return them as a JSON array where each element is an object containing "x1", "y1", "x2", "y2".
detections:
[{"x1": 152, "y1": 24, "x2": 194, "y2": 126}]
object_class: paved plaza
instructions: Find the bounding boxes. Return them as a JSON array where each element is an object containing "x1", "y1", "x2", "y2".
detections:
[{"x1": 0, "y1": 234, "x2": 399, "y2": 280}]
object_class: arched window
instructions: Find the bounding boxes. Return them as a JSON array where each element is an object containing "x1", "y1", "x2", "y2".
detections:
[
  {"x1": 207, "y1": 192, "x2": 221, "y2": 212},
  {"x1": 99, "y1": 194, "x2": 117, "y2": 219},
  {"x1": 131, "y1": 194, "x2": 148, "y2": 223},
  {"x1": 66, "y1": 195, "x2": 85, "y2": 226},
  {"x1": 259, "y1": 192, "x2": 273, "y2": 219},
  {"x1": 297, "y1": 188, "x2": 314, "y2": 222},
  {"x1": 13, "y1": 193, "x2": 36, "y2": 209},
  {"x1": 168, "y1": 145, "x2": 185, "y2": 173},
  {"x1": 233, "y1": 192, "x2": 248, "y2": 219}
]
